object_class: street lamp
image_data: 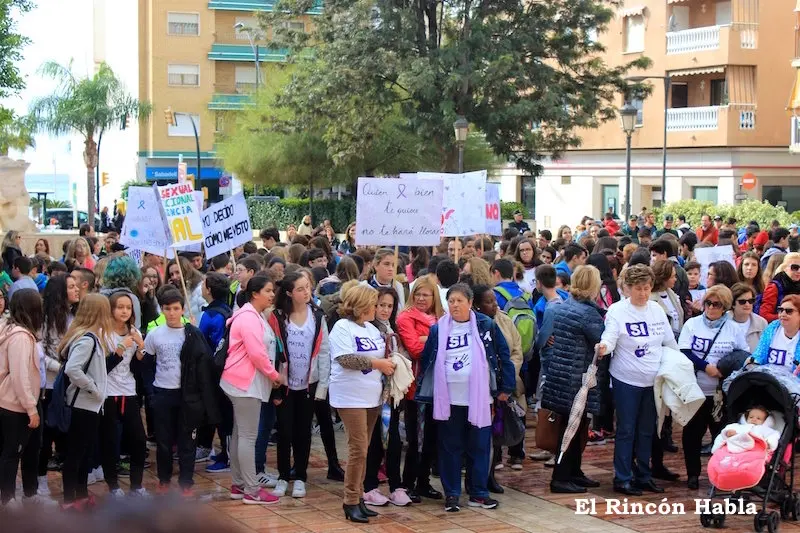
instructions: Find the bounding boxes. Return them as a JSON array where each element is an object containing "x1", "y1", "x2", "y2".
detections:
[
  {"x1": 626, "y1": 75, "x2": 671, "y2": 205},
  {"x1": 620, "y1": 103, "x2": 638, "y2": 222},
  {"x1": 453, "y1": 116, "x2": 469, "y2": 173},
  {"x1": 164, "y1": 107, "x2": 201, "y2": 187},
  {"x1": 234, "y1": 22, "x2": 261, "y2": 91}
]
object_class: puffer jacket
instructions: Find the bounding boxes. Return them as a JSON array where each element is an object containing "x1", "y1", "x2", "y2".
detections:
[
  {"x1": 540, "y1": 297, "x2": 607, "y2": 417},
  {"x1": 396, "y1": 306, "x2": 437, "y2": 400}
]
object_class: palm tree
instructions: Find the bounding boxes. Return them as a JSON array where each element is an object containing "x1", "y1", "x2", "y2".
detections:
[
  {"x1": 0, "y1": 109, "x2": 35, "y2": 156},
  {"x1": 30, "y1": 61, "x2": 151, "y2": 218}
]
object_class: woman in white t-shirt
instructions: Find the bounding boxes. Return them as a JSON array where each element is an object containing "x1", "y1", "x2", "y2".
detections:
[
  {"x1": 514, "y1": 238, "x2": 539, "y2": 294},
  {"x1": 678, "y1": 285, "x2": 748, "y2": 490},
  {"x1": 649, "y1": 260, "x2": 683, "y2": 340},
  {"x1": 596, "y1": 264, "x2": 679, "y2": 497},
  {"x1": 328, "y1": 284, "x2": 395, "y2": 524},
  {"x1": 752, "y1": 294, "x2": 800, "y2": 374},
  {"x1": 729, "y1": 282, "x2": 767, "y2": 352}
]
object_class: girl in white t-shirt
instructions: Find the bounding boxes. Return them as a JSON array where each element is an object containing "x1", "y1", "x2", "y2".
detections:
[{"x1": 752, "y1": 294, "x2": 800, "y2": 376}]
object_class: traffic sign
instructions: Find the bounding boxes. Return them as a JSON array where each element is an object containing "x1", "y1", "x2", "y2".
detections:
[
  {"x1": 219, "y1": 176, "x2": 231, "y2": 187},
  {"x1": 735, "y1": 193, "x2": 748, "y2": 201},
  {"x1": 741, "y1": 172, "x2": 757, "y2": 190},
  {"x1": 178, "y1": 162, "x2": 188, "y2": 183}
]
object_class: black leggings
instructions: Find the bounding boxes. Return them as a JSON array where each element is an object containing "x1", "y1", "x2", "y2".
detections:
[
  {"x1": 314, "y1": 394, "x2": 340, "y2": 467},
  {"x1": 38, "y1": 390, "x2": 66, "y2": 476},
  {"x1": 0, "y1": 407, "x2": 34, "y2": 503},
  {"x1": 276, "y1": 388, "x2": 315, "y2": 482},
  {"x1": 62, "y1": 408, "x2": 99, "y2": 503},
  {"x1": 403, "y1": 400, "x2": 437, "y2": 490},
  {"x1": 682, "y1": 396, "x2": 724, "y2": 478},
  {"x1": 100, "y1": 396, "x2": 147, "y2": 491},
  {"x1": 365, "y1": 403, "x2": 402, "y2": 493}
]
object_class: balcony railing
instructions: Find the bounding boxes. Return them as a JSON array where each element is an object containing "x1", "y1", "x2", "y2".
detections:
[
  {"x1": 739, "y1": 109, "x2": 755, "y2": 130},
  {"x1": 235, "y1": 81, "x2": 258, "y2": 93},
  {"x1": 666, "y1": 106, "x2": 720, "y2": 131},
  {"x1": 666, "y1": 26, "x2": 720, "y2": 55}
]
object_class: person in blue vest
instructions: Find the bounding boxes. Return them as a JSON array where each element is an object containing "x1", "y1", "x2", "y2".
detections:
[{"x1": 490, "y1": 259, "x2": 533, "y2": 312}]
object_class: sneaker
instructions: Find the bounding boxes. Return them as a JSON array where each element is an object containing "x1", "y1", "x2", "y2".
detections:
[
  {"x1": 363, "y1": 488, "x2": 390, "y2": 506},
  {"x1": 587, "y1": 430, "x2": 606, "y2": 446},
  {"x1": 272, "y1": 479, "x2": 289, "y2": 497},
  {"x1": 508, "y1": 457, "x2": 523, "y2": 471},
  {"x1": 180, "y1": 487, "x2": 195, "y2": 499},
  {"x1": 529, "y1": 450, "x2": 553, "y2": 461},
  {"x1": 388, "y1": 488, "x2": 412, "y2": 507},
  {"x1": 205, "y1": 460, "x2": 230, "y2": 473},
  {"x1": 544, "y1": 457, "x2": 556, "y2": 468},
  {"x1": 92, "y1": 466, "x2": 104, "y2": 482},
  {"x1": 468, "y1": 496, "x2": 499, "y2": 509},
  {"x1": 444, "y1": 496, "x2": 460, "y2": 512},
  {"x1": 156, "y1": 483, "x2": 170, "y2": 495},
  {"x1": 194, "y1": 447, "x2": 211, "y2": 463},
  {"x1": 291, "y1": 480, "x2": 306, "y2": 498},
  {"x1": 494, "y1": 462, "x2": 504, "y2": 470},
  {"x1": 3, "y1": 498, "x2": 22, "y2": 511},
  {"x1": 333, "y1": 421, "x2": 344, "y2": 431},
  {"x1": 230, "y1": 485, "x2": 245, "y2": 500},
  {"x1": 243, "y1": 488, "x2": 280, "y2": 505},
  {"x1": 22, "y1": 494, "x2": 57, "y2": 507},
  {"x1": 36, "y1": 475, "x2": 50, "y2": 496},
  {"x1": 87, "y1": 471, "x2": 97, "y2": 486},
  {"x1": 117, "y1": 461, "x2": 131, "y2": 477},
  {"x1": 311, "y1": 424, "x2": 321, "y2": 435},
  {"x1": 129, "y1": 488, "x2": 152, "y2": 499},
  {"x1": 109, "y1": 488, "x2": 125, "y2": 499},
  {"x1": 46, "y1": 459, "x2": 61, "y2": 472},
  {"x1": 146, "y1": 438, "x2": 157, "y2": 450},
  {"x1": 601, "y1": 429, "x2": 615, "y2": 442},
  {"x1": 257, "y1": 471, "x2": 278, "y2": 488}
]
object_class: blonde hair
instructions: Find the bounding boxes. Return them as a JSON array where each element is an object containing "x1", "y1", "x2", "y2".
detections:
[
  {"x1": 763, "y1": 252, "x2": 788, "y2": 286},
  {"x1": 779, "y1": 252, "x2": 800, "y2": 275},
  {"x1": 94, "y1": 256, "x2": 110, "y2": 288},
  {"x1": 269, "y1": 246, "x2": 288, "y2": 262},
  {"x1": 569, "y1": 265, "x2": 602, "y2": 301},
  {"x1": 467, "y1": 257, "x2": 493, "y2": 287},
  {"x1": 404, "y1": 275, "x2": 444, "y2": 318},
  {"x1": 66, "y1": 237, "x2": 91, "y2": 262},
  {"x1": 337, "y1": 284, "x2": 378, "y2": 322},
  {"x1": 622, "y1": 264, "x2": 654, "y2": 288},
  {"x1": 1, "y1": 230, "x2": 19, "y2": 255},
  {"x1": 622, "y1": 243, "x2": 639, "y2": 265},
  {"x1": 57, "y1": 293, "x2": 115, "y2": 358},
  {"x1": 704, "y1": 284, "x2": 733, "y2": 310}
]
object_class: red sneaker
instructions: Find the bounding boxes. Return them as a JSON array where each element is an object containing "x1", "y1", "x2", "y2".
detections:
[
  {"x1": 230, "y1": 485, "x2": 245, "y2": 500},
  {"x1": 181, "y1": 487, "x2": 195, "y2": 499},
  {"x1": 156, "y1": 483, "x2": 170, "y2": 495}
]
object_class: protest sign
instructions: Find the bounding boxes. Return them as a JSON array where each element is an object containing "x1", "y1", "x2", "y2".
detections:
[
  {"x1": 418, "y1": 171, "x2": 487, "y2": 236},
  {"x1": 201, "y1": 193, "x2": 252, "y2": 258},
  {"x1": 156, "y1": 182, "x2": 204, "y2": 248},
  {"x1": 120, "y1": 187, "x2": 174, "y2": 257},
  {"x1": 694, "y1": 244, "x2": 735, "y2": 287},
  {"x1": 355, "y1": 177, "x2": 443, "y2": 246},
  {"x1": 126, "y1": 248, "x2": 143, "y2": 266},
  {"x1": 485, "y1": 182, "x2": 501, "y2": 236}
]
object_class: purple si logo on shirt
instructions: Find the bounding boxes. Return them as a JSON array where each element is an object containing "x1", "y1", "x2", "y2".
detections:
[
  {"x1": 768, "y1": 348, "x2": 788, "y2": 366},
  {"x1": 691, "y1": 337, "x2": 712, "y2": 352},
  {"x1": 355, "y1": 336, "x2": 378, "y2": 374},
  {"x1": 625, "y1": 322, "x2": 649, "y2": 338},
  {"x1": 446, "y1": 333, "x2": 469, "y2": 350}
]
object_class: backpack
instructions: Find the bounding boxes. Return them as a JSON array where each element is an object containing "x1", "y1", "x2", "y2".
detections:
[
  {"x1": 46, "y1": 334, "x2": 99, "y2": 432},
  {"x1": 754, "y1": 278, "x2": 784, "y2": 316},
  {"x1": 495, "y1": 286, "x2": 537, "y2": 362}
]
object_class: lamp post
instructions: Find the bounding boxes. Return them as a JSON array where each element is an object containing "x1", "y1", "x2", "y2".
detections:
[
  {"x1": 164, "y1": 108, "x2": 201, "y2": 187},
  {"x1": 234, "y1": 22, "x2": 261, "y2": 91},
  {"x1": 626, "y1": 75, "x2": 671, "y2": 205},
  {"x1": 453, "y1": 116, "x2": 468, "y2": 173},
  {"x1": 620, "y1": 103, "x2": 638, "y2": 222}
]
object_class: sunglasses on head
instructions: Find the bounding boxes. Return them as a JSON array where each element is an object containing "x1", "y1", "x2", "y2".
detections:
[
  {"x1": 736, "y1": 298, "x2": 757, "y2": 305},
  {"x1": 791, "y1": 264, "x2": 800, "y2": 272},
  {"x1": 778, "y1": 307, "x2": 797, "y2": 316},
  {"x1": 703, "y1": 300, "x2": 724, "y2": 309}
]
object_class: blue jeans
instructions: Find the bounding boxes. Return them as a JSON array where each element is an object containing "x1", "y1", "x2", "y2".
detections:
[
  {"x1": 437, "y1": 405, "x2": 491, "y2": 499},
  {"x1": 255, "y1": 401, "x2": 276, "y2": 474},
  {"x1": 612, "y1": 377, "x2": 656, "y2": 484}
]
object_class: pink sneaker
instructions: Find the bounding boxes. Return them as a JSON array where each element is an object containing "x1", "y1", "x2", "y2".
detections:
[
  {"x1": 388, "y1": 488, "x2": 412, "y2": 507},
  {"x1": 230, "y1": 485, "x2": 244, "y2": 500},
  {"x1": 243, "y1": 488, "x2": 280, "y2": 505},
  {"x1": 363, "y1": 488, "x2": 390, "y2": 506}
]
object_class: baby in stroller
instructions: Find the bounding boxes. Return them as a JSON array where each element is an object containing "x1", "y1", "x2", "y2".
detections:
[{"x1": 711, "y1": 406, "x2": 780, "y2": 454}]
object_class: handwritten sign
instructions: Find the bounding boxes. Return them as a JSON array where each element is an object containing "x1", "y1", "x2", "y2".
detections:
[
  {"x1": 485, "y1": 182, "x2": 501, "y2": 236},
  {"x1": 201, "y1": 193, "x2": 252, "y2": 258},
  {"x1": 694, "y1": 245, "x2": 735, "y2": 287},
  {"x1": 355, "y1": 177, "x2": 443, "y2": 246},
  {"x1": 418, "y1": 171, "x2": 487, "y2": 236},
  {"x1": 156, "y1": 182, "x2": 204, "y2": 248},
  {"x1": 120, "y1": 187, "x2": 174, "y2": 257}
]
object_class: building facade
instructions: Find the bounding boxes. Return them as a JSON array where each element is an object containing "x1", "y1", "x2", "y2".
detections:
[
  {"x1": 498, "y1": 0, "x2": 798, "y2": 231},
  {"x1": 137, "y1": 0, "x2": 318, "y2": 200}
]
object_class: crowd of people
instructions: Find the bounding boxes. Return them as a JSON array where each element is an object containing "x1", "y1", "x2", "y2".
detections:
[{"x1": 0, "y1": 208, "x2": 798, "y2": 521}]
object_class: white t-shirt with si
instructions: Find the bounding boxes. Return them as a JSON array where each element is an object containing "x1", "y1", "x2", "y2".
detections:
[
  {"x1": 765, "y1": 326, "x2": 800, "y2": 373},
  {"x1": 444, "y1": 321, "x2": 472, "y2": 406},
  {"x1": 144, "y1": 324, "x2": 186, "y2": 390},
  {"x1": 328, "y1": 319, "x2": 385, "y2": 408},
  {"x1": 678, "y1": 316, "x2": 749, "y2": 396}
]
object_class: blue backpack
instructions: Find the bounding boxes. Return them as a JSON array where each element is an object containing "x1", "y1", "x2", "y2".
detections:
[
  {"x1": 754, "y1": 278, "x2": 784, "y2": 316},
  {"x1": 46, "y1": 334, "x2": 99, "y2": 433}
]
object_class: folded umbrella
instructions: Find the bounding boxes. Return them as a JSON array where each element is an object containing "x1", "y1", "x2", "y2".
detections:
[{"x1": 557, "y1": 350, "x2": 599, "y2": 464}]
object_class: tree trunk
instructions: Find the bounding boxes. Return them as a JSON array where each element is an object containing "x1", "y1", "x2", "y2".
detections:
[{"x1": 83, "y1": 136, "x2": 98, "y2": 221}]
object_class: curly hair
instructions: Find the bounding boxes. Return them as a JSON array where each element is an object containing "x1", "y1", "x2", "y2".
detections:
[
  {"x1": 102, "y1": 255, "x2": 142, "y2": 292},
  {"x1": 622, "y1": 264, "x2": 654, "y2": 288}
]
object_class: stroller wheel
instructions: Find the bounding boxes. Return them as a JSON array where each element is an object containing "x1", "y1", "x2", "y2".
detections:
[
  {"x1": 700, "y1": 512, "x2": 713, "y2": 528},
  {"x1": 793, "y1": 496, "x2": 800, "y2": 521},
  {"x1": 767, "y1": 510, "x2": 780, "y2": 533},
  {"x1": 712, "y1": 514, "x2": 726, "y2": 528},
  {"x1": 755, "y1": 510, "x2": 767, "y2": 533},
  {"x1": 782, "y1": 498, "x2": 792, "y2": 519}
]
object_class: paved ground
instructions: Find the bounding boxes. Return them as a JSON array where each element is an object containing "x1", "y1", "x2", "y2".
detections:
[{"x1": 35, "y1": 418, "x2": 800, "y2": 533}]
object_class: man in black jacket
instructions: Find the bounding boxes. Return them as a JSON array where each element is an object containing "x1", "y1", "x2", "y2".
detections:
[{"x1": 508, "y1": 209, "x2": 530, "y2": 234}]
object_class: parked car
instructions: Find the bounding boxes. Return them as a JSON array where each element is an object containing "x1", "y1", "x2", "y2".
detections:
[{"x1": 45, "y1": 209, "x2": 101, "y2": 231}]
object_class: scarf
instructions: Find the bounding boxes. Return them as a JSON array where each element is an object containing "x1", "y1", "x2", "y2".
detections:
[
  {"x1": 702, "y1": 314, "x2": 726, "y2": 329},
  {"x1": 776, "y1": 271, "x2": 800, "y2": 295},
  {"x1": 432, "y1": 310, "x2": 492, "y2": 428}
]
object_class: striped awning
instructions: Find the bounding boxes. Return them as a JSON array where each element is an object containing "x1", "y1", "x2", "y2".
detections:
[
  {"x1": 788, "y1": 70, "x2": 800, "y2": 114},
  {"x1": 669, "y1": 66, "x2": 725, "y2": 77},
  {"x1": 619, "y1": 5, "x2": 646, "y2": 17}
]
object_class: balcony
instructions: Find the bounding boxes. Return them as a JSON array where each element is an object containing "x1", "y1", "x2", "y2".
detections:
[
  {"x1": 207, "y1": 0, "x2": 322, "y2": 14},
  {"x1": 208, "y1": 93, "x2": 253, "y2": 111},
  {"x1": 666, "y1": 26, "x2": 721, "y2": 54},
  {"x1": 208, "y1": 43, "x2": 289, "y2": 62},
  {"x1": 667, "y1": 106, "x2": 756, "y2": 132},
  {"x1": 665, "y1": 25, "x2": 758, "y2": 71}
]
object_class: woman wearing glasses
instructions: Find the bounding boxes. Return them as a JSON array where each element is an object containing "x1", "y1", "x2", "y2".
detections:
[
  {"x1": 751, "y1": 294, "x2": 800, "y2": 376},
  {"x1": 729, "y1": 283, "x2": 767, "y2": 352},
  {"x1": 758, "y1": 253, "x2": 800, "y2": 322},
  {"x1": 677, "y1": 285, "x2": 749, "y2": 490}
]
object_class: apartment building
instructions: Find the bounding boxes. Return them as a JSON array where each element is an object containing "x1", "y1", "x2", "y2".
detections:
[
  {"x1": 137, "y1": 0, "x2": 318, "y2": 200},
  {"x1": 790, "y1": 1, "x2": 800, "y2": 149},
  {"x1": 497, "y1": 0, "x2": 798, "y2": 231}
]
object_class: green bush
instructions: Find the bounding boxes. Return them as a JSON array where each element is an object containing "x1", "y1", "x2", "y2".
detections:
[
  {"x1": 653, "y1": 199, "x2": 795, "y2": 229},
  {"x1": 248, "y1": 198, "x2": 356, "y2": 232},
  {"x1": 501, "y1": 201, "x2": 529, "y2": 219}
]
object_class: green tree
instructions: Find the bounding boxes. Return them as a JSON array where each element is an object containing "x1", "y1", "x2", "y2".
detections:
[
  {"x1": 0, "y1": 108, "x2": 34, "y2": 155},
  {"x1": 256, "y1": 0, "x2": 649, "y2": 176},
  {"x1": 0, "y1": 0, "x2": 32, "y2": 100},
  {"x1": 120, "y1": 178, "x2": 148, "y2": 201},
  {"x1": 30, "y1": 61, "x2": 152, "y2": 218}
]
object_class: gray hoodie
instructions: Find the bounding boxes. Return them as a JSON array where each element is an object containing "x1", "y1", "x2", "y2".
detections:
[
  {"x1": 100, "y1": 287, "x2": 141, "y2": 330},
  {"x1": 64, "y1": 333, "x2": 107, "y2": 413}
]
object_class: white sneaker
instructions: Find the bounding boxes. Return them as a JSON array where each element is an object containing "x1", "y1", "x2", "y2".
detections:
[
  {"x1": 272, "y1": 479, "x2": 288, "y2": 497},
  {"x1": 36, "y1": 475, "x2": 50, "y2": 496},
  {"x1": 257, "y1": 471, "x2": 278, "y2": 488},
  {"x1": 195, "y1": 446, "x2": 211, "y2": 463},
  {"x1": 92, "y1": 466, "x2": 104, "y2": 482},
  {"x1": 87, "y1": 472, "x2": 97, "y2": 485},
  {"x1": 110, "y1": 488, "x2": 125, "y2": 499},
  {"x1": 22, "y1": 494, "x2": 57, "y2": 507},
  {"x1": 3, "y1": 498, "x2": 22, "y2": 511},
  {"x1": 129, "y1": 488, "x2": 152, "y2": 499},
  {"x1": 291, "y1": 480, "x2": 306, "y2": 498}
]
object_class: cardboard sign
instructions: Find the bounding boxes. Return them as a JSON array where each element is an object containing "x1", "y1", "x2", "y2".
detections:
[
  {"x1": 485, "y1": 182, "x2": 501, "y2": 236},
  {"x1": 355, "y1": 177, "x2": 443, "y2": 246},
  {"x1": 694, "y1": 245, "x2": 735, "y2": 287},
  {"x1": 156, "y1": 182, "x2": 204, "y2": 248},
  {"x1": 201, "y1": 193, "x2": 252, "y2": 258},
  {"x1": 120, "y1": 187, "x2": 174, "y2": 257},
  {"x1": 418, "y1": 171, "x2": 487, "y2": 236}
]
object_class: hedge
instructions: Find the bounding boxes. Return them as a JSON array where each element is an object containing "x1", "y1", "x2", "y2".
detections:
[{"x1": 652, "y1": 199, "x2": 796, "y2": 229}]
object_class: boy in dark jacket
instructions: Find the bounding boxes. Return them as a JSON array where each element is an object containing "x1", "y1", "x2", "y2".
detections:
[{"x1": 142, "y1": 286, "x2": 220, "y2": 496}]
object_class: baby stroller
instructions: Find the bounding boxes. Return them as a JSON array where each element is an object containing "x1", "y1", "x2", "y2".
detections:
[{"x1": 700, "y1": 369, "x2": 800, "y2": 532}]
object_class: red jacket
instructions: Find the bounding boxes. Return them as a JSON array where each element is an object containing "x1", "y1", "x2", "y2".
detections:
[
  {"x1": 759, "y1": 280, "x2": 782, "y2": 323},
  {"x1": 604, "y1": 219, "x2": 621, "y2": 234},
  {"x1": 395, "y1": 307, "x2": 437, "y2": 399},
  {"x1": 696, "y1": 226, "x2": 719, "y2": 245}
]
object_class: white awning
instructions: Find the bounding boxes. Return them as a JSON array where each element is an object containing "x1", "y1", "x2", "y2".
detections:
[
  {"x1": 669, "y1": 66, "x2": 725, "y2": 77},
  {"x1": 619, "y1": 5, "x2": 646, "y2": 17}
]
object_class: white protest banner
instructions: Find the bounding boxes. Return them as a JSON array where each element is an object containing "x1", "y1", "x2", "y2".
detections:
[
  {"x1": 156, "y1": 182, "x2": 204, "y2": 248},
  {"x1": 485, "y1": 182, "x2": 501, "y2": 236},
  {"x1": 120, "y1": 187, "x2": 174, "y2": 257},
  {"x1": 418, "y1": 170, "x2": 487, "y2": 236},
  {"x1": 355, "y1": 177, "x2": 443, "y2": 246},
  {"x1": 126, "y1": 248, "x2": 143, "y2": 266},
  {"x1": 694, "y1": 244, "x2": 735, "y2": 287},
  {"x1": 201, "y1": 193, "x2": 252, "y2": 258}
]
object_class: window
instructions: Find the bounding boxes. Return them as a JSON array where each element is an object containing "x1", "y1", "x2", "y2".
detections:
[
  {"x1": 710, "y1": 79, "x2": 727, "y2": 106},
  {"x1": 168, "y1": 13, "x2": 199, "y2": 36},
  {"x1": 235, "y1": 17, "x2": 259, "y2": 40},
  {"x1": 167, "y1": 64, "x2": 199, "y2": 87},
  {"x1": 280, "y1": 21, "x2": 305, "y2": 32},
  {"x1": 521, "y1": 176, "x2": 536, "y2": 219},
  {"x1": 168, "y1": 113, "x2": 200, "y2": 137},
  {"x1": 692, "y1": 186, "x2": 718, "y2": 203},
  {"x1": 234, "y1": 66, "x2": 259, "y2": 93},
  {"x1": 561, "y1": 176, "x2": 571, "y2": 185},
  {"x1": 586, "y1": 27, "x2": 599, "y2": 43},
  {"x1": 626, "y1": 98, "x2": 644, "y2": 126},
  {"x1": 624, "y1": 15, "x2": 645, "y2": 53},
  {"x1": 764, "y1": 186, "x2": 800, "y2": 213},
  {"x1": 602, "y1": 185, "x2": 620, "y2": 217},
  {"x1": 792, "y1": 116, "x2": 800, "y2": 146}
]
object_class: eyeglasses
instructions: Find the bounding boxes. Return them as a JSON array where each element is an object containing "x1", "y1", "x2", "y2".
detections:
[
  {"x1": 736, "y1": 298, "x2": 757, "y2": 305},
  {"x1": 703, "y1": 300, "x2": 724, "y2": 309},
  {"x1": 791, "y1": 264, "x2": 800, "y2": 272},
  {"x1": 778, "y1": 307, "x2": 797, "y2": 316}
]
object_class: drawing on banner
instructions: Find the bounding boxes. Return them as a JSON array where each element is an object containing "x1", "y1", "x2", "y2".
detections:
[
  {"x1": 126, "y1": 248, "x2": 143, "y2": 266},
  {"x1": 201, "y1": 193, "x2": 252, "y2": 258},
  {"x1": 418, "y1": 171, "x2": 487, "y2": 237},
  {"x1": 157, "y1": 182, "x2": 204, "y2": 247},
  {"x1": 355, "y1": 177, "x2": 443, "y2": 246},
  {"x1": 694, "y1": 245, "x2": 735, "y2": 287},
  {"x1": 485, "y1": 182, "x2": 501, "y2": 236},
  {"x1": 120, "y1": 187, "x2": 174, "y2": 257}
]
